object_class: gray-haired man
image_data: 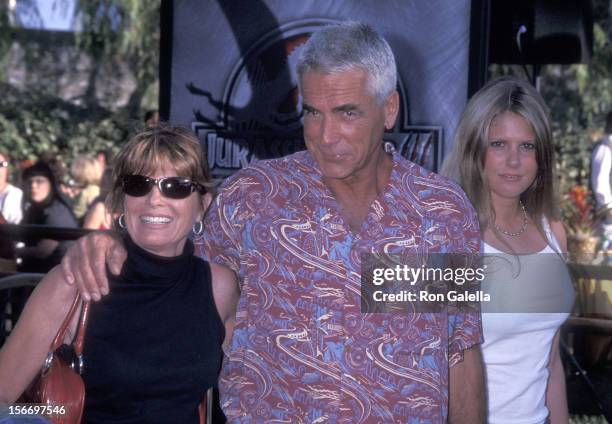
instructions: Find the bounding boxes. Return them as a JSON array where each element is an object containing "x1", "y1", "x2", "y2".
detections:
[{"x1": 62, "y1": 22, "x2": 484, "y2": 423}]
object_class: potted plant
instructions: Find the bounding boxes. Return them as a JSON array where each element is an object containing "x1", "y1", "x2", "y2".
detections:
[{"x1": 563, "y1": 185, "x2": 601, "y2": 263}]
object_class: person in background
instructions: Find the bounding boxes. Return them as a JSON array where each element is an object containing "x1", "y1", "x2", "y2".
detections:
[
  {"x1": 40, "y1": 153, "x2": 77, "y2": 206},
  {"x1": 70, "y1": 155, "x2": 103, "y2": 222},
  {"x1": 0, "y1": 150, "x2": 23, "y2": 268},
  {"x1": 0, "y1": 150, "x2": 23, "y2": 225},
  {"x1": 83, "y1": 167, "x2": 114, "y2": 230},
  {"x1": 442, "y1": 76, "x2": 574, "y2": 424},
  {"x1": 0, "y1": 126, "x2": 238, "y2": 423},
  {"x1": 95, "y1": 149, "x2": 114, "y2": 171},
  {"x1": 591, "y1": 110, "x2": 612, "y2": 252},
  {"x1": 39, "y1": 152, "x2": 69, "y2": 190},
  {"x1": 144, "y1": 110, "x2": 159, "y2": 128},
  {"x1": 18, "y1": 161, "x2": 78, "y2": 273}
]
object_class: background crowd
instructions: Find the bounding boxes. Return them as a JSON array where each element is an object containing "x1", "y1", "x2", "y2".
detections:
[{"x1": 0, "y1": 109, "x2": 160, "y2": 273}]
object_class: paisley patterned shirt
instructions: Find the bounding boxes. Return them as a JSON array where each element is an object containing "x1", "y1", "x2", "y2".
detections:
[{"x1": 197, "y1": 147, "x2": 482, "y2": 423}]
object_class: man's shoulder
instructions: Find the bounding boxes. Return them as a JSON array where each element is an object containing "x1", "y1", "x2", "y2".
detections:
[
  {"x1": 243, "y1": 150, "x2": 312, "y2": 174},
  {"x1": 395, "y1": 156, "x2": 441, "y2": 179},
  {"x1": 395, "y1": 156, "x2": 467, "y2": 195},
  {"x1": 392, "y1": 156, "x2": 476, "y2": 218},
  {"x1": 218, "y1": 151, "x2": 313, "y2": 188}
]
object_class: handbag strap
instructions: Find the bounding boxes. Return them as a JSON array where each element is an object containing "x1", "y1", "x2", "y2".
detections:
[
  {"x1": 73, "y1": 300, "x2": 91, "y2": 355},
  {"x1": 49, "y1": 293, "x2": 91, "y2": 355}
]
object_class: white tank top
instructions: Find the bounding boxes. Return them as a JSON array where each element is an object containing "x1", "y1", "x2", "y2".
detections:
[{"x1": 481, "y1": 218, "x2": 575, "y2": 424}]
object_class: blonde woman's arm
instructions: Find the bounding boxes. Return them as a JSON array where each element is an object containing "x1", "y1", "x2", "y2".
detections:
[
  {"x1": 546, "y1": 330, "x2": 569, "y2": 423},
  {"x1": 550, "y1": 220, "x2": 568, "y2": 252},
  {"x1": 547, "y1": 220, "x2": 570, "y2": 423},
  {"x1": 0, "y1": 267, "x2": 77, "y2": 403}
]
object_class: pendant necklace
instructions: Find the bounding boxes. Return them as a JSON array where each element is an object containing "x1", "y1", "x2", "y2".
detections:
[{"x1": 494, "y1": 201, "x2": 528, "y2": 237}]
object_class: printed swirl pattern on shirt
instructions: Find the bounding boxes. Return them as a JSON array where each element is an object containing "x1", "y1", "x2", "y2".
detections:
[{"x1": 198, "y1": 149, "x2": 482, "y2": 423}]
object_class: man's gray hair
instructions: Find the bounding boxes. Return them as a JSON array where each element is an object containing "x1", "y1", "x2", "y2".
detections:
[{"x1": 296, "y1": 21, "x2": 397, "y2": 104}]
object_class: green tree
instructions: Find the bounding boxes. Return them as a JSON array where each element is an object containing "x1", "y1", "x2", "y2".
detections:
[
  {"x1": 491, "y1": 0, "x2": 612, "y2": 192},
  {"x1": 0, "y1": 0, "x2": 160, "y2": 167},
  {"x1": 540, "y1": 0, "x2": 612, "y2": 191},
  {"x1": 72, "y1": 0, "x2": 160, "y2": 114}
]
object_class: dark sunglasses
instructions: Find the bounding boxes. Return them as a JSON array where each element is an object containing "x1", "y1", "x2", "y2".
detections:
[
  {"x1": 0, "y1": 161, "x2": 8, "y2": 168},
  {"x1": 122, "y1": 175, "x2": 206, "y2": 199}
]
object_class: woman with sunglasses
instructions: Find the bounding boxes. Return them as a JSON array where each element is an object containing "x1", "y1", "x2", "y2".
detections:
[{"x1": 0, "y1": 126, "x2": 238, "y2": 423}]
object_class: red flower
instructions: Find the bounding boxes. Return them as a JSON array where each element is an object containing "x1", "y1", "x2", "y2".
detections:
[{"x1": 563, "y1": 185, "x2": 599, "y2": 235}]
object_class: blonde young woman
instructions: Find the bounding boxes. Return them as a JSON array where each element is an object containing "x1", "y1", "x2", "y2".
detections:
[
  {"x1": 442, "y1": 76, "x2": 575, "y2": 424},
  {"x1": 83, "y1": 167, "x2": 114, "y2": 230},
  {"x1": 70, "y1": 155, "x2": 103, "y2": 220}
]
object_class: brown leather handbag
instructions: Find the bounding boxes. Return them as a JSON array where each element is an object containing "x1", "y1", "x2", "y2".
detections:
[
  {"x1": 23, "y1": 293, "x2": 209, "y2": 424},
  {"x1": 23, "y1": 293, "x2": 91, "y2": 424}
]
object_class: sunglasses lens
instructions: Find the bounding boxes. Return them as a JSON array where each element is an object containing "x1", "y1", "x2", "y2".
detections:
[
  {"x1": 160, "y1": 177, "x2": 193, "y2": 199},
  {"x1": 123, "y1": 175, "x2": 153, "y2": 197},
  {"x1": 122, "y1": 175, "x2": 199, "y2": 199}
]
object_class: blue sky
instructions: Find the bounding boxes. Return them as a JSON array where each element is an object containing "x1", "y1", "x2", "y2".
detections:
[
  {"x1": 17, "y1": 0, "x2": 75, "y2": 30},
  {"x1": 38, "y1": 0, "x2": 74, "y2": 30}
]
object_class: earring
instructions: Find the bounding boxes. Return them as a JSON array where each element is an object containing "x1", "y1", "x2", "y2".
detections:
[
  {"x1": 118, "y1": 213, "x2": 126, "y2": 229},
  {"x1": 192, "y1": 220, "x2": 203, "y2": 236}
]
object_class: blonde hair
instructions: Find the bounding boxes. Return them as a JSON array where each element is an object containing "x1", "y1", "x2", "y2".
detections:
[
  {"x1": 441, "y1": 76, "x2": 558, "y2": 234},
  {"x1": 106, "y1": 125, "x2": 213, "y2": 220},
  {"x1": 71, "y1": 156, "x2": 103, "y2": 186}
]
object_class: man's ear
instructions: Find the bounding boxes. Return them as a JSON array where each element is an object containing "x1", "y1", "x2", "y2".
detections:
[{"x1": 384, "y1": 90, "x2": 400, "y2": 130}]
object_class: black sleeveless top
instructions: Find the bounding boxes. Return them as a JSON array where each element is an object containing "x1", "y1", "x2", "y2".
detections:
[{"x1": 82, "y1": 235, "x2": 224, "y2": 423}]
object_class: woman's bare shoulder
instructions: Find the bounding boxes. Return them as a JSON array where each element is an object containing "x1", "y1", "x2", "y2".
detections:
[{"x1": 548, "y1": 219, "x2": 568, "y2": 253}]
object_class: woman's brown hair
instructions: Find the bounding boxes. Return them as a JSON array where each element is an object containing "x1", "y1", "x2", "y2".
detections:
[{"x1": 106, "y1": 125, "x2": 213, "y2": 221}]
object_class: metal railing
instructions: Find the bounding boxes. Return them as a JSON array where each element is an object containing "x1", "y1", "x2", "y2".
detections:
[{"x1": 0, "y1": 223, "x2": 95, "y2": 241}]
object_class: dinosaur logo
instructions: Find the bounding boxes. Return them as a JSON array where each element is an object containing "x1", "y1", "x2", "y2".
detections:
[{"x1": 190, "y1": 19, "x2": 442, "y2": 179}]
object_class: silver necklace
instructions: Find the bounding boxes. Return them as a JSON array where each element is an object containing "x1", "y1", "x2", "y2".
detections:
[{"x1": 494, "y1": 201, "x2": 528, "y2": 237}]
